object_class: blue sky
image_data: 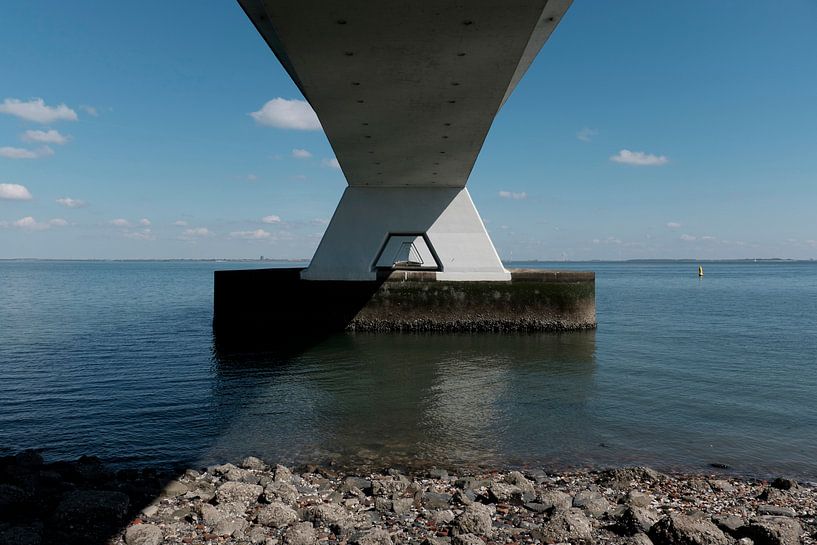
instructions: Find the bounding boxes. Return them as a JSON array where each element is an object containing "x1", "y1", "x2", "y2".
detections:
[{"x1": 1, "y1": 1, "x2": 815, "y2": 260}]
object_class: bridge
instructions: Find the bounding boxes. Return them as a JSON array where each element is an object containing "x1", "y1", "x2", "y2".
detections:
[
  {"x1": 214, "y1": 0, "x2": 595, "y2": 336},
  {"x1": 239, "y1": 0, "x2": 572, "y2": 281}
]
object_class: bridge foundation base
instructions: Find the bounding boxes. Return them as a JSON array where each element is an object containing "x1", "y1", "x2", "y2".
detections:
[{"x1": 213, "y1": 268, "x2": 595, "y2": 340}]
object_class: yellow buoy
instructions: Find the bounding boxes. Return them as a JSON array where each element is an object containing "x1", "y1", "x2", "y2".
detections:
[{"x1": 698, "y1": 265, "x2": 704, "y2": 277}]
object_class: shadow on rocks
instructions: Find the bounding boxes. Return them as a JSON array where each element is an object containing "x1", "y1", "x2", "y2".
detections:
[{"x1": 0, "y1": 450, "x2": 179, "y2": 545}]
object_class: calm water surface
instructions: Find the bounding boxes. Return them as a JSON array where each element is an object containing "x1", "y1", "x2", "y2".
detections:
[{"x1": 1, "y1": 260, "x2": 815, "y2": 478}]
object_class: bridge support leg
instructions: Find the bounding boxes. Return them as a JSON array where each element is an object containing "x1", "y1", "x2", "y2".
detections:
[{"x1": 302, "y1": 187, "x2": 510, "y2": 281}]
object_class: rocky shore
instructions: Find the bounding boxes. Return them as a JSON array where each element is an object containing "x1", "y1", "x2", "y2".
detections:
[{"x1": 1, "y1": 452, "x2": 815, "y2": 545}]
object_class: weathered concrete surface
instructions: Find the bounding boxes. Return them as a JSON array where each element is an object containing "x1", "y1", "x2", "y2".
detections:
[{"x1": 213, "y1": 267, "x2": 594, "y2": 339}]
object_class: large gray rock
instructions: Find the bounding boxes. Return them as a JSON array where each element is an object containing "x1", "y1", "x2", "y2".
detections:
[
  {"x1": 351, "y1": 528, "x2": 394, "y2": 545},
  {"x1": 434, "y1": 509, "x2": 456, "y2": 524},
  {"x1": 455, "y1": 502, "x2": 494, "y2": 537},
  {"x1": 649, "y1": 513, "x2": 730, "y2": 545},
  {"x1": 505, "y1": 471, "x2": 536, "y2": 496},
  {"x1": 215, "y1": 481, "x2": 263, "y2": 505},
  {"x1": 452, "y1": 534, "x2": 484, "y2": 545},
  {"x1": 739, "y1": 516, "x2": 803, "y2": 545},
  {"x1": 341, "y1": 476, "x2": 373, "y2": 494},
  {"x1": 265, "y1": 481, "x2": 299, "y2": 505},
  {"x1": 392, "y1": 497, "x2": 414, "y2": 515},
  {"x1": 372, "y1": 477, "x2": 409, "y2": 498},
  {"x1": 225, "y1": 467, "x2": 261, "y2": 484},
  {"x1": 304, "y1": 503, "x2": 349, "y2": 525},
  {"x1": 573, "y1": 490, "x2": 610, "y2": 517},
  {"x1": 757, "y1": 506, "x2": 796, "y2": 518},
  {"x1": 422, "y1": 492, "x2": 452, "y2": 510},
  {"x1": 241, "y1": 456, "x2": 268, "y2": 471},
  {"x1": 247, "y1": 525, "x2": 268, "y2": 545},
  {"x1": 712, "y1": 515, "x2": 745, "y2": 536},
  {"x1": 274, "y1": 464, "x2": 294, "y2": 483},
  {"x1": 124, "y1": 524, "x2": 162, "y2": 545},
  {"x1": 531, "y1": 508, "x2": 593, "y2": 544},
  {"x1": 618, "y1": 506, "x2": 662, "y2": 535},
  {"x1": 488, "y1": 482, "x2": 524, "y2": 503},
  {"x1": 626, "y1": 491, "x2": 652, "y2": 508},
  {"x1": 201, "y1": 503, "x2": 250, "y2": 537},
  {"x1": 285, "y1": 522, "x2": 317, "y2": 545},
  {"x1": 537, "y1": 490, "x2": 573, "y2": 511},
  {"x1": 256, "y1": 501, "x2": 298, "y2": 528}
]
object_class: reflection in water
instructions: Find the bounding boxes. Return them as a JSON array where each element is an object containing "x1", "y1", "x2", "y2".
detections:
[{"x1": 208, "y1": 332, "x2": 595, "y2": 470}]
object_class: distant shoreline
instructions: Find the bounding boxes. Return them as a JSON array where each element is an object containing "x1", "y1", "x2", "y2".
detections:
[{"x1": 0, "y1": 258, "x2": 813, "y2": 264}]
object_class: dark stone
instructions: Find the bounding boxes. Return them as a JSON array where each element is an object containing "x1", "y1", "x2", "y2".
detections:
[
  {"x1": 617, "y1": 507, "x2": 661, "y2": 536},
  {"x1": 0, "y1": 524, "x2": 43, "y2": 545},
  {"x1": 770, "y1": 478, "x2": 798, "y2": 491},
  {"x1": 712, "y1": 515, "x2": 745, "y2": 536},
  {"x1": 739, "y1": 516, "x2": 803, "y2": 545},
  {"x1": 531, "y1": 508, "x2": 592, "y2": 544},
  {"x1": 124, "y1": 524, "x2": 162, "y2": 545},
  {"x1": 0, "y1": 484, "x2": 30, "y2": 517},
  {"x1": 422, "y1": 492, "x2": 451, "y2": 510},
  {"x1": 49, "y1": 490, "x2": 130, "y2": 544},
  {"x1": 14, "y1": 451, "x2": 43, "y2": 468},
  {"x1": 351, "y1": 528, "x2": 394, "y2": 545},
  {"x1": 649, "y1": 513, "x2": 730, "y2": 545},
  {"x1": 757, "y1": 506, "x2": 796, "y2": 518}
]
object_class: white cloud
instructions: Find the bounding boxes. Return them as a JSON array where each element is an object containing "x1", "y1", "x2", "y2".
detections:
[
  {"x1": 182, "y1": 227, "x2": 212, "y2": 237},
  {"x1": 230, "y1": 229, "x2": 272, "y2": 240},
  {"x1": 0, "y1": 146, "x2": 53, "y2": 159},
  {"x1": 13, "y1": 216, "x2": 49, "y2": 230},
  {"x1": 680, "y1": 234, "x2": 696, "y2": 241},
  {"x1": 292, "y1": 148, "x2": 312, "y2": 159},
  {"x1": 22, "y1": 129, "x2": 69, "y2": 145},
  {"x1": 56, "y1": 197, "x2": 85, "y2": 208},
  {"x1": 611, "y1": 149, "x2": 668, "y2": 166},
  {"x1": 246, "y1": 174, "x2": 258, "y2": 181},
  {"x1": 250, "y1": 98, "x2": 321, "y2": 130},
  {"x1": 0, "y1": 183, "x2": 33, "y2": 200},
  {"x1": 139, "y1": 218, "x2": 151, "y2": 226},
  {"x1": 666, "y1": 222, "x2": 681, "y2": 229},
  {"x1": 110, "y1": 218, "x2": 131, "y2": 227},
  {"x1": 700, "y1": 235, "x2": 716, "y2": 241},
  {"x1": 49, "y1": 218, "x2": 68, "y2": 226},
  {"x1": 0, "y1": 98, "x2": 78, "y2": 123},
  {"x1": 311, "y1": 218, "x2": 330, "y2": 225},
  {"x1": 261, "y1": 215, "x2": 281, "y2": 224},
  {"x1": 322, "y1": 157, "x2": 341, "y2": 169},
  {"x1": 577, "y1": 127, "x2": 598, "y2": 142},
  {"x1": 80, "y1": 105, "x2": 98, "y2": 117},
  {"x1": 174, "y1": 220, "x2": 188, "y2": 226},
  {"x1": 499, "y1": 190, "x2": 528, "y2": 200},
  {"x1": 124, "y1": 228, "x2": 155, "y2": 241}
]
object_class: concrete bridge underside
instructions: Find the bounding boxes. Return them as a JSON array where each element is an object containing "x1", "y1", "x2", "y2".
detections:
[{"x1": 239, "y1": 0, "x2": 572, "y2": 281}]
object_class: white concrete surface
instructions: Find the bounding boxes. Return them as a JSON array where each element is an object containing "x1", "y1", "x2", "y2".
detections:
[
  {"x1": 237, "y1": 0, "x2": 572, "y2": 280},
  {"x1": 301, "y1": 187, "x2": 510, "y2": 281}
]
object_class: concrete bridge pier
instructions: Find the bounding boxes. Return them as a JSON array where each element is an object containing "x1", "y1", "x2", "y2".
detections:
[
  {"x1": 303, "y1": 187, "x2": 509, "y2": 281},
  {"x1": 214, "y1": 0, "x2": 595, "y2": 338}
]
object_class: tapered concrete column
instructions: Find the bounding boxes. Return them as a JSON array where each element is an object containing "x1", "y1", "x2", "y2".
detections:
[{"x1": 303, "y1": 187, "x2": 509, "y2": 281}]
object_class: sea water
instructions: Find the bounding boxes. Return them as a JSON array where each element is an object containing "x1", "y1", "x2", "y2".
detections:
[{"x1": 1, "y1": 260, "x2": 815, "y2": 478}]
